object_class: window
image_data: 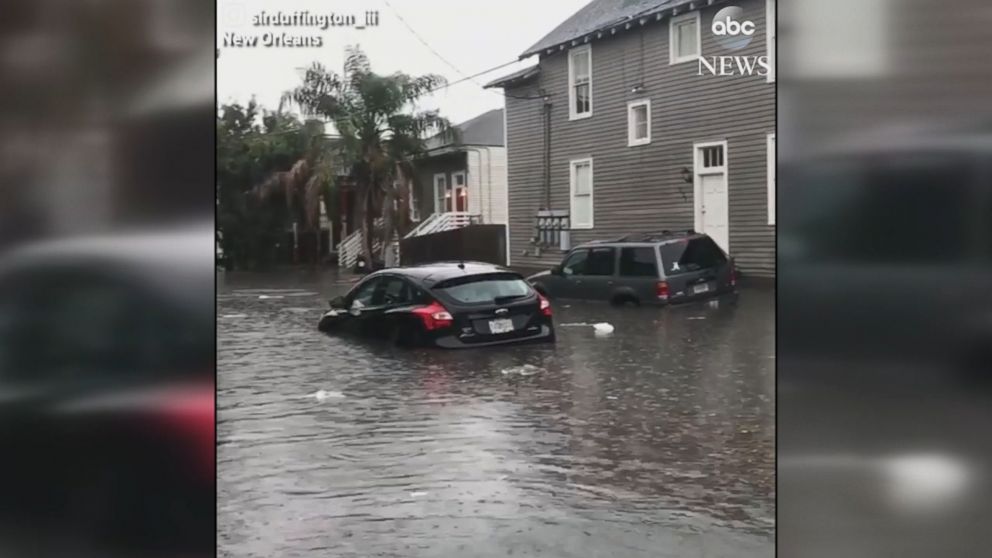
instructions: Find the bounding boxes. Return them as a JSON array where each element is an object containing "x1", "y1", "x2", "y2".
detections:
[
  {"x1": 377, "y1": 277, "x2": 412, "y2": 306},
  {"x1": 767, "y1": 133, "x2": 776, "y2": 225},
  {"x1": 619, "y1": 247, "x2": 659, "y2": 277},
  {"x1": 791, "y1": 0, "x2": 889, "y2": 78},
  {"x1": 348, "y1": 278, "x2": 382, "y2": 309},
  {"x1": 568, "y1": 45, "x2": 592, "y2": 119},
  {"x1": 766, "y1": 0, "x2": 776, "y2": 83},
  {"x1": 670, "y1": 12, "x2": 701, "y2": 64},
  {"x1": 569, "y1": 158, "x2": 594, "y2": 229},
  {"x1": 659, "y1": 237, "x2": 728, "y2": 275},
  {"x1": 561, "y1": 250, "x2": 589, "y2": 276},
  {"x1": 585, "y1": 248, "x2": 616, "y2": 276},
  {"x1": 436, "y1": 273, "x2": 532, "y2": 304},
  {"x1": 627, "y1": 100, "x2": 651, "y2": 146},
  {"x1": 700, "y1": 144, "x2": 725, "y2": 169},
  {"x1": 433, "y1": 173, "x2": 448, "y2": 214}
]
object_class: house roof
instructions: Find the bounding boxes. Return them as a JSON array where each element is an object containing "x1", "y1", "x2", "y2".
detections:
[
  {"x1": 483, "y1": 65, "x2": 541, "y2": 89},
  {"x1": 519, "y1": 0, "x2": 706, "y2": 59},
  {"x1": 425, "y1": 108, "x2": 504, "y2": 151}
]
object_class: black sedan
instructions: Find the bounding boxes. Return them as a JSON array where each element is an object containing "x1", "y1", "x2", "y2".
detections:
[{"x1": 318, "y1": 262, "x2": 555, "y2": 348}]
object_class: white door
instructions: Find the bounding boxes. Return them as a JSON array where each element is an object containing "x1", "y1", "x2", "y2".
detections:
[{"x1": 693, "y1": 141, "x2": 730, "y2": 253}]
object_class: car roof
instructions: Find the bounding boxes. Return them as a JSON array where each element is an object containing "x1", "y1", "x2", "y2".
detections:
[
  {"x1": 0, "y1": 220, "x2": 214, "y2": 310},
  {"x1": 370, "y1": 261, "x2": 516, "y2": 285},
  {"x1": 574, "y1": 231, "x2": 706, "y2": 249}
]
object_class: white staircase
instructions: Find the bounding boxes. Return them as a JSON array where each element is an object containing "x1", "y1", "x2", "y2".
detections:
[
  {"x1": 404, "y1": 212, "x2": 479, "y2": 239},
  {"x1": 337, "y1": 219, "x2": 400, "y2": 269}
]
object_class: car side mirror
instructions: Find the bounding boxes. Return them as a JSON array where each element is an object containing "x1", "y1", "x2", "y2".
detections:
[
  {"x1": 551, "y1": 265, "x2": 563, "y2": 276},
  {"x1": 329, "y1": 296, "x2": 345, "y2": 309}
]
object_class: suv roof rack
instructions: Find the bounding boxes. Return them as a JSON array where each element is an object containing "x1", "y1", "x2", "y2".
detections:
[
  {"x1": 583, "y1": 229, "x2": 699, "y2": 245},
  {"x1": 616, "y1": 230, "x2": 697, "y2": 242}
]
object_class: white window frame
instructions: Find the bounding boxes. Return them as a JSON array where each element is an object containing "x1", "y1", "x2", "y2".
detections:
[
  {"x1": 766, "y1": 0, "x2": 776, "y2": 83},
  {"x1": 627, "y1": 99, "x2": 651, "y2": 147},
  {"x1": 569, "y1": 157, "x2": 594, "y2": 229},
  {"x1": 433, "y1": 173, "x2": 448, "y2": 214},
  {"x1": 567, "y1": 45, "x2": 593, "y2": 120},
  {"x1": 767, "y1": 133, "x2": 776, "y2": 225},
  {"x1": 669, "y1": 11, "x2": 702, "y2": 65}
]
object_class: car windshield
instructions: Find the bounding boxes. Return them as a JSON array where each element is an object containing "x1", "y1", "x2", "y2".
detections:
[
  {"x1": 434, "y1": 273, "x2": 531, "y2": 304},
  {"x1": 659, "y1": 237, "x2": 727, "y2": 275}
]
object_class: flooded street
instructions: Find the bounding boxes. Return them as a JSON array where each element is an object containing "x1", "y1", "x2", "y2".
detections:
[{"x1": 218, "y1": 271, "x2": 775, "y2": 558}]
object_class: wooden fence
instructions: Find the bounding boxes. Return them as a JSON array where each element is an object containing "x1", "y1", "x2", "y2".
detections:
[{"x1": 400, "y1": 224, "x2": 506, "y2": 267}]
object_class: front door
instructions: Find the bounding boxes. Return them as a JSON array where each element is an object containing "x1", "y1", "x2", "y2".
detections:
[
  {"x1": 452, "y1": 171, "x2": 468, "y2": 212},
  {"x1": 693, "y1": 141, "x2": 730, "y2": 253}
]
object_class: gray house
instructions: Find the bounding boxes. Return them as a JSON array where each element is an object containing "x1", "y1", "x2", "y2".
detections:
[
  {"x1": 486, "y1": 0, "x2": 775, "y2": 278},
  {"x1": 410, "y1": 108, "x2": 508, "y2": 231}
]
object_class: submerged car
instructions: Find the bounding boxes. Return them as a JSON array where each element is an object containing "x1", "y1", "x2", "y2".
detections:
[
  {"x1": 527, "y1": 231, "x2": 737, "y2": 306},
  {"x1": 318, "y1": 262, "x2": 555, "y2": 348}
]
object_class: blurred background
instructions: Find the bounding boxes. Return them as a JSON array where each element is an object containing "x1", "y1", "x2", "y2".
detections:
[
  {"x1": 778, "y1": 0, "x2": 992, "y2": 556},
  {"x1": 0, "y1": 0, "x2": 214, "y2": 556}
]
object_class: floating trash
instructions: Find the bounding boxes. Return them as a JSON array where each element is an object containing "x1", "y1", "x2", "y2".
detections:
[
  {"x1": 313, "y1": 390, "x2": 345, "y2": 401},
  {"x1": 500, "y1": 364, "x2": 543, "y2": 377},
  {"x1": 592, "y1": 322, "x2": 615, "y2": 335}
]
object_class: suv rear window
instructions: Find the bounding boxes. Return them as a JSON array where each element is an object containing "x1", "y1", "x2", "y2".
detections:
[
  {"x1": 659, "y1": 237, "x2": 727, "y2": 275},
  {"x1": 619, "y1": 247, "x2": 658, "y2": 277},
  {"x1": 434, "y1": 273, "x2": 532, "y2": 304}
]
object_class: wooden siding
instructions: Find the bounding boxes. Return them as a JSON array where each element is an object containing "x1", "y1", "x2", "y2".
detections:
[{"x1": 504, "y1": 0, "x2": 775, "y2": 277}]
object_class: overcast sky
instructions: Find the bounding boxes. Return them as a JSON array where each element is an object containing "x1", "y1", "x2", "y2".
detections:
[{"x1": 217, "y1": 0, "x2": 589, "y2": 125}]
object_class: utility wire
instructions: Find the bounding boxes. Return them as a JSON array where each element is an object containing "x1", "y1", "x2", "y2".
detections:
[{"x1": 383, "y1": 0, "x2": 547, "y2": 101}]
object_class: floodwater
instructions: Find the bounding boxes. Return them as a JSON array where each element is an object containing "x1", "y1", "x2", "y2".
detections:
[{"x1": 218, "y1": 270, "x2": 775, "y2": 558}]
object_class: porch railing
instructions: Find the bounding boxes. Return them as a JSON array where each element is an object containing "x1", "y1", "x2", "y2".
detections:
[
  {"x1": 404, "y1": 212, "x2": 480, "y2": 239},
  {"x1": 337, "y1": 218, "x2": 400, "y2": 269}
]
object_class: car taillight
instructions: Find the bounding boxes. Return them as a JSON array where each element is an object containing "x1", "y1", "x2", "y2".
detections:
[
  {"x1": 538, "y1": 293, "x2": 552, "y2": 317},
  {"x1": 413, "y1": 301, "x2": 454, "y2": 331},
  {"x1": 156, "y1": 384, "x2": 215, "y2": 480},
  {"x1": 656, "y1": 281, "x2": 670, "y2": 299}
]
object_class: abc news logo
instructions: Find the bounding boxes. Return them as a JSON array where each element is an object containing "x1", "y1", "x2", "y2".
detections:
[
  {"x1": 698, "y1": 5, "x2": 769, "y2": 78},
  {"x1": 712, "y1": 15, "x2": 756, "y2": 37}
]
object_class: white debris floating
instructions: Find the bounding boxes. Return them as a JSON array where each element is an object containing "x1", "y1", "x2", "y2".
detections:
[
  {"x1": 592, "y1": 322, "x2": 615, "y2": 335},
  {"x1": 314, "y1": 390, "x2": 345, "y2": 401},
  {"x1": 501, "y1": 364, "x2": 543, "y2": 377}
]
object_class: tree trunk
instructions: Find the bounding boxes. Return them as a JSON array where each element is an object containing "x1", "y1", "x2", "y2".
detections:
[
  {"x1": 380, "y1": 184, "x2": 395, "y2": 266},
  {"x1": 361, "y1": 186, "x2": 374, "y2": 263},
  {"x1": 395, "y1": 162, "x2": 413, "y2": 238}
]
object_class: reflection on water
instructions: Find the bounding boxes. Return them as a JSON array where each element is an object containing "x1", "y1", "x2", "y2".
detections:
[{"x1": 218, "y1": 271, "x2": 775, "y2": 557}]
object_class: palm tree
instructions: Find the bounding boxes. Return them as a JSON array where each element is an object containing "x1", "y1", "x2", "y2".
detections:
[
  {"x1": 250, "y1": 113, "x2": 337, "y2": 265},
  {"x1": 283, "y1": 47, "x2": 456, "y2": 262}
]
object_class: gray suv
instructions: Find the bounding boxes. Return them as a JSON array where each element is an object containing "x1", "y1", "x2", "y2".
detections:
[{"x1": 527, "y1": 231, "x2": 737, "y2": 305}]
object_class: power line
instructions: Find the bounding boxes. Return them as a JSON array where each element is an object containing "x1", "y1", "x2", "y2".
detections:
[{"x1": 383, "y1": 0, "x2": 547, "y2": 101}]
